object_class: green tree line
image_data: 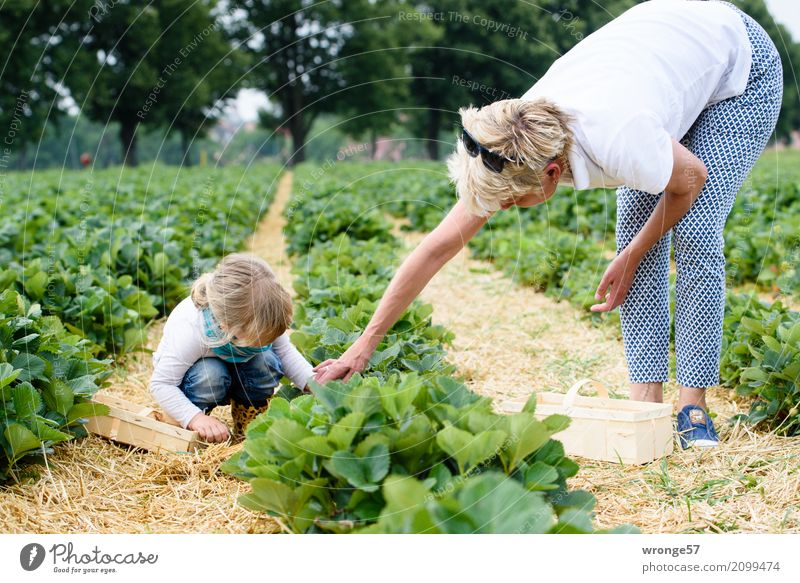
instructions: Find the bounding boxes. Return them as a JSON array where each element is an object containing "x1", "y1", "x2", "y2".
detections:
[{"x1": 0, "y1": 0, "x2": 797, "y2": 169}]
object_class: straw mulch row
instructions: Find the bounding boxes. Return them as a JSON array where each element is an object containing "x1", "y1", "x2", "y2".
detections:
[{"x1": 405, "y1": 229, "x2": 800, "y2": 534}]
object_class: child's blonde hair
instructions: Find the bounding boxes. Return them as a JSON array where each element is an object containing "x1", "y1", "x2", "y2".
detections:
[
  {"x1": 447, "y1": 98, "x2": 574, "y2": 216},
  {"x1": 191, "y1": 253, "x2": 292, "y2": 347}
]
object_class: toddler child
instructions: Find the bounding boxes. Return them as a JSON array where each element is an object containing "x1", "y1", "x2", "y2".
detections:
[{"x1": 150, "y1": 253, "x2": 314, "y2": 442}]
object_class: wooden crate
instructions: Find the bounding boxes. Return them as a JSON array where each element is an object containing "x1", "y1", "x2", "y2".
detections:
[
  {"x1": 85, "y1": 393, "x2": 202, "y2": 453},
  {"x1": 501, "y1": 379, "x2": 674, "y2": 465}
]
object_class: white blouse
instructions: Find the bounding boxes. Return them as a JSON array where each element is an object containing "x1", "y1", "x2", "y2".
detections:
[{"x1": 522, "y1": 0, "x2": 752, "y2": 194}]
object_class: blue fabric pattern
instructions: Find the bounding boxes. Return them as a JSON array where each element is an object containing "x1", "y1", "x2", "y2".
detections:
[
  {"x1": 201, "y1": 307, "x2": 272, "y2": 363},
  {"x1": 615, "y1": 4, "x2": 782, "y2": 388}
]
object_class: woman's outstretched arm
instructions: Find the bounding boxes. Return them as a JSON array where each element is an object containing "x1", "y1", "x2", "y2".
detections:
[{"x1": 314, "y1": 198, "x2": 489, "y2": 382}]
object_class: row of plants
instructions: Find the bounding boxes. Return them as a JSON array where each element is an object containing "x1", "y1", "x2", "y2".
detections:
[
  {"x1": 355, "y1": 160, "x2": 800, "y2": 297},
  {"x1": 0, "y1": 164, "x2": 281, "y2": 352},
  {"x1": 223, "y1": 163, "x2": 635, "y2": 533},
  {"x1": 1, "y1": 163, "x2": 281, "y2": 480},
  {"x1": 288, "y1": 161, "x2": 800, "y2": 435}
]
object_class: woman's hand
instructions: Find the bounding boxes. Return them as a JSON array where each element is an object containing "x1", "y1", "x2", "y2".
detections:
[
  {"x1": 313, "y1": 336, "x2": 375, "y2": 383},
  {"x1": 313, "y1": 199, "x2": 488, "y2": 384},
  {"x1": 589, "y1": 250, "x2": 641, "y2": 312},
  {"x1": 188, "y1": 412, "x2": 230, "y2": 443}
]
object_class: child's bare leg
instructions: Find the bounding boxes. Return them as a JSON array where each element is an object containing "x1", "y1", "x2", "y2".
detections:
[
  {"x1": 677, "y1": 385, "x2": 707, "y2": 410},
  {"x1": 630, "y1": 381, "x2": 663, "y2": 403}
]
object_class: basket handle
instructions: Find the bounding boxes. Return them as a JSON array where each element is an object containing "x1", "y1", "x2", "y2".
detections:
[{"x1": 563, "y1": 379, "x2": 609, "y2": 409}]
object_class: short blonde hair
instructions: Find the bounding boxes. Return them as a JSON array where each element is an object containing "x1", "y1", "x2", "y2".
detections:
[
  {"x1": 191, "y1": 253, "x2": 292, "y2": 346},
  {"x1": 447, "y1": 98, "x2": 573, "y2": 216}
]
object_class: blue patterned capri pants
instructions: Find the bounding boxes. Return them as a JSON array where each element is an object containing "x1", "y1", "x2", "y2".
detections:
[{"x1": 616, "y1": 4, "x2": 782, "y2": 388}]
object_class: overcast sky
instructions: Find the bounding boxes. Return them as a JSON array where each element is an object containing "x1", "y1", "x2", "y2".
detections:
[
  {"x1": 233, "y1": 0, "x2": 800, "y2": 122},
  {"x1": 765, "y1": 0, "x2": 800, "y2": 41}
]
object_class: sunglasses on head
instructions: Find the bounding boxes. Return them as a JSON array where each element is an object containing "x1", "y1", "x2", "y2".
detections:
[{"x1": 460, "y1": 127, "x2": 521, "y2": 174}]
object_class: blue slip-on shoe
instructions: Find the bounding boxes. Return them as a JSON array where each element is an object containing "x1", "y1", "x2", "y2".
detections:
[{"x1": 676, "y1": 405, "x2": 719, "y2": 449}]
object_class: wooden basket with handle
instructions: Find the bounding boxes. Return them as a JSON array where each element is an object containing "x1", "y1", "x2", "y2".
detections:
[
  {"x1": 85, "y1": 393, "x2": 202, "y2": 453},
  {"x1": 501, "y1": 379, "x2": 674, "y2": 465}
]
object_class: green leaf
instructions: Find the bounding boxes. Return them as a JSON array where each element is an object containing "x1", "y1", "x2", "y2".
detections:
[
  {"x1": 297, "y1": 435, "x2": 335, "y2": 458},
  {"x1": 378, "y1": 373, "x2": 421, "y2": 421},
  {"x1": 740, "y1": 367, "x2": 769, "y2": 382},
  {"x1": 454, "y1": 473, "x2": 554, "y2": 533},
  {"x1": 12, "y1": 382, "x2": 42, "y2": 419},
  {"x1": 23, "y1": 271, "x2": 48, "y2": 300},
  {"x1": 343, "y1": 381, "x2": 382, "y2": 417},
  {"x1": 551, "y1": 508, "x2": 595, "y2": 534},
  {"x1": 741, "y1": 317, "x2": 766, "y2": 335},
  {"x1": 522, "y1": 392, "x2": 538, "y2": 413},
  {"x1": 542, "y1": 414, "x2": 571, "y2": 433},
  {"x1": 0, "y1": 363, "x2": 21, "y2": 389},
  {"x1": 266, "y1": 419, "x2": 313, "y2": 458},
  {"x1": 327, "y1": 412, "x2": 366, "y2": 450},
  {"x1": 42, "y1": 379, "x2": 74, "y2": 417},
  {"x1": 10, "y1": 353, "x2": 47, "y2": 382},
  {"x1": 328, "y1": 443, "x2": 390, "y2": 492},
  {"x1": 781, "y1": 321, "x2": 800, "y2": 345},
  {"x1": 382, "y1": 474, "x2": 431, "y2": 511},
  {"x1": 239, "y1": 478, "x2": 295, "y2": 517},
  {"x1": 524, "y1": 461, "x2": 560, "y2": 491},
  {"x1": 762, "y1": 335, "x2": 784, "y2": 353},
  {"x1": 501, "y1": 413, "x2": 552, "y2": 472},
  {"x1": 436, "y1": 425, "x2": 508, "y2": 474},
  {"x1": 4, "y1": 423, "x2": 42, "y2": 459},
  {"x1": 67, "y1": 402, "x2": 110, "y2": 424}
]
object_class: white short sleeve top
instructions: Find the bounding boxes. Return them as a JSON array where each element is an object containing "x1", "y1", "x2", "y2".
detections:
[{"x1": 521, "y1": 0, "x2": 752, "y2": 193}]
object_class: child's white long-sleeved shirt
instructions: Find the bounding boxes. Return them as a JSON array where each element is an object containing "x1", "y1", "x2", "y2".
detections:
[{"x1": 150, "y1": 297, "x2": 314, "y2": 428}]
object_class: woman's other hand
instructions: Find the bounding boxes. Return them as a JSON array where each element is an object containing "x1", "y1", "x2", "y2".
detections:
[{"x1": 590, "y1": 250, "x2": 641, "y2": 312}]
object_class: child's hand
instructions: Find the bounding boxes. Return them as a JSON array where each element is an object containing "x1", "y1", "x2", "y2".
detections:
[{"x1": 188, "y1": 412, "x2": 230, "y2": 443}]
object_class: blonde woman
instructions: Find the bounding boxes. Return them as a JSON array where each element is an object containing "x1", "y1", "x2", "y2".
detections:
[
  {"x1": 315, "y1": 0, "x2": 782, "y2": 449},
  {"x1": 150, "y1": 254, "x2": 314, "y2": 442}
]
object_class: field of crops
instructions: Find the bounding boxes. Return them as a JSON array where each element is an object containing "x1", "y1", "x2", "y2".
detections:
[
  {"x1": 1, "y1": 152, "x2": 799, "y2": 534},
  {"x1": 0, "y1": 164, "x2": 281, "y2": 480}
]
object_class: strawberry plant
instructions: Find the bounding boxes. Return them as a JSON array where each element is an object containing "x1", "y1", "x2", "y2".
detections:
[
  {"x1": 290, "y1": 236, "x2": 455, "y2": 378},
  {"x1": 721, "y1": 294, "x2": 800, "y2": 435},
  {"x1": 0, "y1": 164, "x2": 281, "y2": 353},
  {"x1": 327, "y1": 161, "x2": 800, "y2": 433},
  {"x1": 223, "y1": 373, "x2": 630, "y2": 533},
  {"x1": 0, "y1": 289, "x2": 110, "y2": 481}
]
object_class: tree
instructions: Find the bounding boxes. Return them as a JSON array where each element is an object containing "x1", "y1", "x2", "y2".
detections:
[
  {"x1": 65, "y1": 0, "x2": 242, "y2": 166},
  {"x1": 229, "y1": 0, "x2": 427, "y2": 165},
  {"x1": 0, "y1": 1, "x2": 76, "y2": 168},
  {"x1": 732, "y1": 0, "x2": 800, "y2": 140},
  {"x1": 333, "y1": 2, "x2": 437, "y2": 158},
  {"x1": 407, "y1": 0, "x2": 637, "y2": 160},
  {"x1": 157, "y1": 2, "x2": 246, "y2": 165}
]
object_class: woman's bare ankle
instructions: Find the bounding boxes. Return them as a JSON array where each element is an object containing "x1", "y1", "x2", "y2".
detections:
[
  {"x1": 629, "y1": 382, "x2": 664, "y2": 403},
  {"x1": 677, "y1": 386, "x2": 708, "y2": 410}
]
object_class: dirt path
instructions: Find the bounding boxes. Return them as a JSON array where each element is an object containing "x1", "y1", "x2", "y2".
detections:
[
  {"x1": 397, "y1": 230, "x2": 800, "y2": 534},
  {"x1": 0, "y1": 172, "x2": 296, "y2": 534},
  {"x1": 249, "y1": 171, "x2": 295, "y2": 290},
  {"x1": 397, "y1": 230, "x2": 630, "y2": 402}
]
